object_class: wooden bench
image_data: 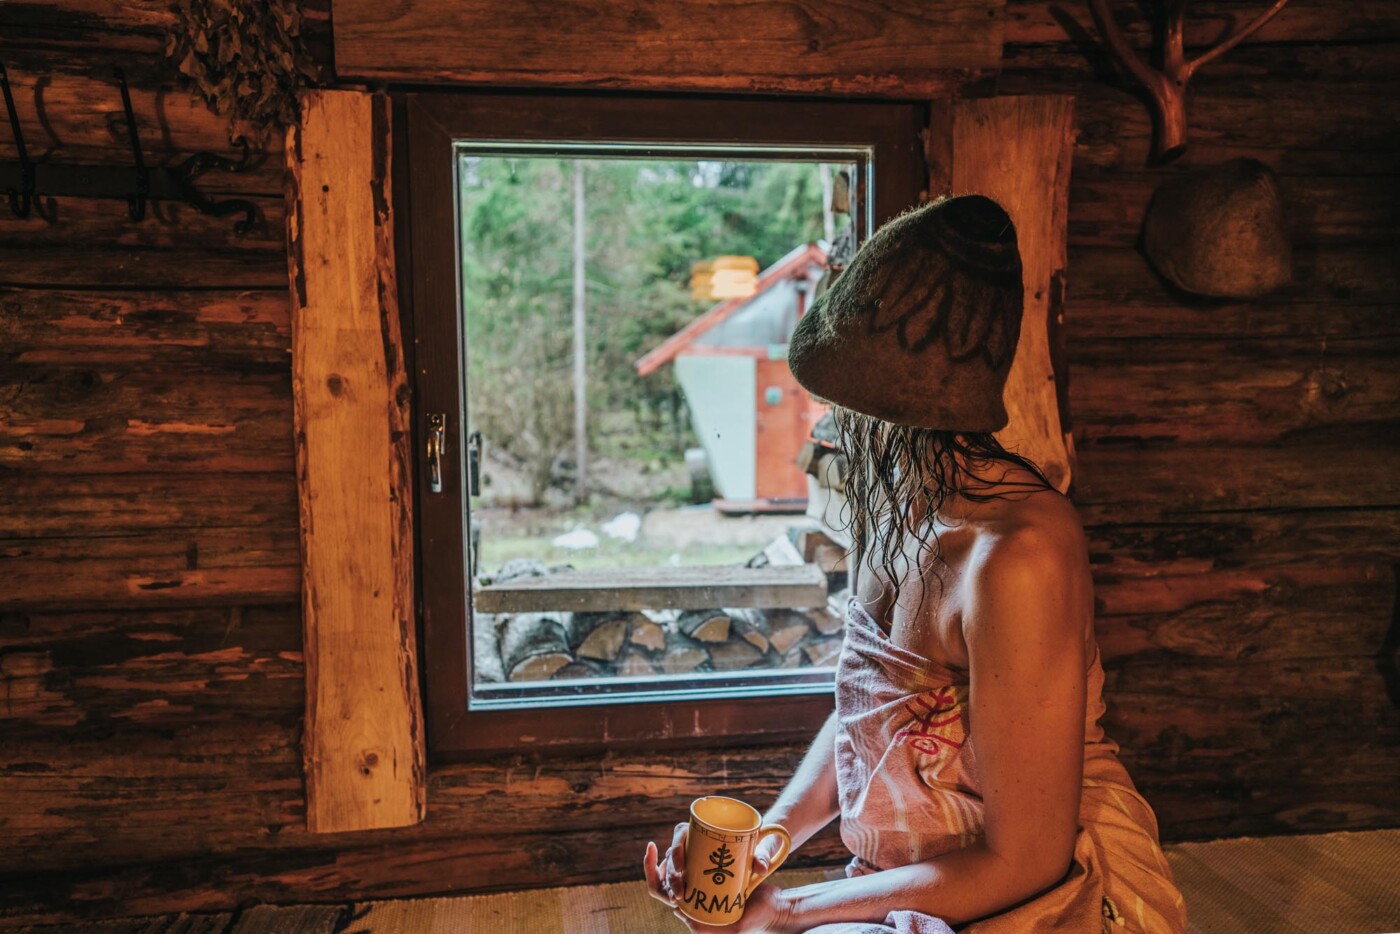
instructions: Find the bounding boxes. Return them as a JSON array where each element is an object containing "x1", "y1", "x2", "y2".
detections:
[{"x1": 472, "y1": 563, "x2": 829, "y2": 614}]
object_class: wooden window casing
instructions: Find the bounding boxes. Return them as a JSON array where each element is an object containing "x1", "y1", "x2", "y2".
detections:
[{"x1": 398, "y1": 91, "x2": 927, "y2": 759}]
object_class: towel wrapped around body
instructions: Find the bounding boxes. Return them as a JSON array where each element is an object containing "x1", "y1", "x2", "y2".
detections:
[{"x1": 805, "y1": 599, "x2": 1188, "y2": 934}]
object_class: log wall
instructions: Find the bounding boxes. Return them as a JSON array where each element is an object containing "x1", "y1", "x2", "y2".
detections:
[{"x1": 1, "y1": 0, "x2": 1396, "y2": 923}]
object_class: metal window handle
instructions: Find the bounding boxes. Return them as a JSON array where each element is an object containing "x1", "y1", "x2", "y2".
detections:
[{"x1": 427, "y1": 414, "x2": 446, "y2": 493}]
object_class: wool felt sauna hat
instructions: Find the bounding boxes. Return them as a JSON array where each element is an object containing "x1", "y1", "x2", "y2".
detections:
[{"x1": 787, "y1": 194, "x2": 1023, "y2": 432}]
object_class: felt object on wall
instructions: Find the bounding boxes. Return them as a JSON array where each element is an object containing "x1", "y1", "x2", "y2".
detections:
[
  {"x1": 1143, "y1": 158, "x2": 1293, "y2": 299},
  {"x1": 788, "y1": 195, "x2": 1023, "y2": 433}
]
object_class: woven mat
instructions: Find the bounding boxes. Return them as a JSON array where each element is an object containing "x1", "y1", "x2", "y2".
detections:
[
  {"x1": 1164, "y1": 828, "x2": 1400, "y2": 933},
  {"x1": 343, "y1": 868, "x2": 836, "y2": 934}
]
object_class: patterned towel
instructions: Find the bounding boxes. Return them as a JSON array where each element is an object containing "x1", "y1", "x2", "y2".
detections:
[{"x1": 828, "y1": 598, "x2": 1188, "y2": 933}]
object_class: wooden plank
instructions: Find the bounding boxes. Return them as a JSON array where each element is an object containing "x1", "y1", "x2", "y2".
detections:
[
  {"x1": 286, "y1": 89, "x2": 425, "y2": 833},
  {"x1": 1004, "y1": 41, "x2": 1400, "y2": 86},
  {"x1": 1005, "y1": 0, "x2": 1400, "y2": 47},
  {"x1": 1066, "y1": 343, "x2": 1400, "y2": 445},
  {"x1": 0, "y1": 605, "x2": 302, "y2": 731},
  {"x1": 1069, "y1": 298, "x2": 1399, "y2": 345},
  {"x1": 0, "y1": 58, "x2": 280, "y2": 165},
  {"x1": 0, "y1": 248, "x2": 289, "y2": 291},
  {"x1": 1143, "y1": 758, "x2": 1400, "y2": 840},
  {"x1": 0, "y1": 365, "x2": 294, "y2": 475},
  {"x1": 0, "y1": 1, "x2": 334, "y2": 83},
  {"x1": 0, "y1": 526, "x2": 300, "y2": 610},
  {"x1": 0, "y1": 288, "x2": 290, "y2": 368},
  {"x1": 473, "y1": 564, "x2": 829, "y2": 613},
  {"x1": 0, "y1": 724, "x2": 305, "y2": 875},
  {"x1": 1080, "y1": 506, "x2": 1400, "y2": 572},
  {"x1": 1094, "y1": 563, "x2": 1395, "y2": 663},
  {"x1": 333, "y1": 0, "x2": 1004, "y2": 93},
  {"x1": 1, "y1": 0, "x2": 330, "y2": 36},
  {"x1": 0, "y1": 0, "x2": 180, "y2": 36},
  {"x1": 1067, "y1": 171, "x2": 1400, "y2": 249},
  {"x1": 0, "y1": 473, "x2": 296, "y2": 538},
  {"x1": 929, "y1": 95, "x2": 1077, "y2": 492},
  {"x1": 1068, "y1": 245, "x2": 1400, "y2": 311},
  {"x1": 0, "y1": 195, "x2": 286, "y2": 253},
  {"x1": 1073, "y1": 440, "x2": 1400, "y2": 518},
  {"x1": 1103, "y1": 658, "x2": 1400, "y2": 763},
  {"x1": 1002, "y1": 82, "x2": 1400, "y2": 174}
]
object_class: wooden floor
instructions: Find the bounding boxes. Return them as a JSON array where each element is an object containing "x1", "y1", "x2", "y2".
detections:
[{"x1": 10, "y1": 828, "x2": 1399, "y2": 933}]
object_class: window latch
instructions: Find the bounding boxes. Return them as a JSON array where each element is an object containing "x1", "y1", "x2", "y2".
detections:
[{"x1": 427, "y1": 414, "x2": 446, "y2": 493}]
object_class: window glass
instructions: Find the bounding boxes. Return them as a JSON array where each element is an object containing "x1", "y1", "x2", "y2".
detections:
[{"x1": 457, "y1": 146, "x2": 865, "y2": 707}]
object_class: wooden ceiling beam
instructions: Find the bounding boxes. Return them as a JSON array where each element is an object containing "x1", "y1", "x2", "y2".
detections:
[{"x1": 332, "y1": 0, "x2": 1005, "y2": 95}]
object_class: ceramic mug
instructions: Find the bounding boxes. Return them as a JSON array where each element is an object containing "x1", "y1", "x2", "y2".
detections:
[{"x1": 678, "y1": 796, "x2": 792, "y2": 925}]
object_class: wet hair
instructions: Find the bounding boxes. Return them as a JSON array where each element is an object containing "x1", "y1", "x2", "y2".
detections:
[{"x1": 831, "y1": 405, "x2": 1056, "y2": 618}]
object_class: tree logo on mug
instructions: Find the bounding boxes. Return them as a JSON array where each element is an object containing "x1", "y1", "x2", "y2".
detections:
[{"x1": 708, "y1": 843, "x2": 736, "y2": 885}]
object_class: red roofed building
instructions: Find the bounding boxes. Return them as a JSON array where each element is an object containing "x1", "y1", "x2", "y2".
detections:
[{"x1": 635, "y1": 243, "x2": 829, "y2": 505}]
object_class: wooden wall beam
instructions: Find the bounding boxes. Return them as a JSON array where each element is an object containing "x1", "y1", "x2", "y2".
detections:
[
  {"x1": 331, "y1": 0, "x2": 1004, "y2": 94},
  {"x1": 1004, "y1": 0, "x2": 1400, "y2": 48},
  {"x1": 0, "y1": 288, "x2": 291, "y2": 368},
  {"x1": 0, "y1": 473, "x2": 295, "y2": 538},
  {"x1": 0, "y1": 527, "x2": 301, "y2": 611},
  {"x1": 285, "y1": 90, "x2": 426, "y2": 833},
  {"x1": 929, "y1": 95, "x2": 1078, "y2": 493}
]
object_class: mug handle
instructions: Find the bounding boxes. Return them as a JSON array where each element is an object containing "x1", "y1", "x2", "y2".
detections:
[{"x1": 743, "y1": 824, "x2": 792, "y2": 898}]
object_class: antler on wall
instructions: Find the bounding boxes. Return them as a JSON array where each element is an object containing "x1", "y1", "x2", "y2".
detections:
[{"x1": 1088, "y1": 0, "x2": 1291, "y2": 164}]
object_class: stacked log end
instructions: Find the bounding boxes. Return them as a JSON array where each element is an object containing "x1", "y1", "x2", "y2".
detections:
[{"x1": 499, "y1": 613, "x2": 572, "y2": 681}]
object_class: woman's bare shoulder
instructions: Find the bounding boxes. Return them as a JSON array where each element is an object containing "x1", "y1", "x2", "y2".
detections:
[
  {"x1": 958, "y1": 489, "x2": 1090, "y2": 615},
  {"x1": 971, "y1": 484, "x2": 1085, "y2": 555}
]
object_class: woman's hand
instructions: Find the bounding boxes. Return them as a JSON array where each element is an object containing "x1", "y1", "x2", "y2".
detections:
[
  {"x1": 643, "y1": 822, "x2": 689, "y2": 909},
  {"x1": 670, "y1": 882, "x2": 793, "y2": 934},
  {"x1": 644, "y1": 824, "x2": 795, "y2": 932}
]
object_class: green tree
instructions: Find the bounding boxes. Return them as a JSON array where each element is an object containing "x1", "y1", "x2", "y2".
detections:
[{"x1": 459, "y1": 155, "x2": 835, "y2": 505}]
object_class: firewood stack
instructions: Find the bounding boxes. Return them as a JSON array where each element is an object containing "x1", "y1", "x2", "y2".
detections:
[
  {"x1": 481, "y1": 600, "x2": 847, "y2": 683},
  {"x1": 475, "y1": 411, "x2": 862, "y2": 683},
  {"x1": 475, "y1": 555, "x2": 851, "y2": 683}
]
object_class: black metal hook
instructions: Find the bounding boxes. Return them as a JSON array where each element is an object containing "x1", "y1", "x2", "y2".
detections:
[
  {"x1": 0, "y1": 60, "x2": 34, "y2": 218},
  {"x1": 0, "y1": 61, "x2": 261, "y2": 236},
  {"x1": 170, "y1": 142, "x2": 260, "y2": 236},
  {"x1": 113, "y1": 67, "x2": 148, "y2": 222}
]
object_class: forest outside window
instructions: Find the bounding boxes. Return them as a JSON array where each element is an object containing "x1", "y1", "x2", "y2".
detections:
[{"x1": 402, "y1": 94, "x2": 926, "y2": 755}]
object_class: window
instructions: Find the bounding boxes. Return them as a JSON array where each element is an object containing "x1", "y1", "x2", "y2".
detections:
[{"x1": 400, "y1": 92, "x2": 926, "y2": 756}]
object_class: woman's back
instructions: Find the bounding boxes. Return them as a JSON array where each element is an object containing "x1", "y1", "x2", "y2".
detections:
[
  {"x1": 852, "y1": 473, "x2": 1093, "y2": 674},
  {"x1": 837, "y1": 479, "x2": 1188, "y2": 932}
]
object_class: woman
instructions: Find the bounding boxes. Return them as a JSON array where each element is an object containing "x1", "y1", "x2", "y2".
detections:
[{"x1": 643, "y1": 195, "x2": 1188, "y2": 933}]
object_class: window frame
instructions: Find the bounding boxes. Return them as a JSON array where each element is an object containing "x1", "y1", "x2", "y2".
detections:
[{"x1": 397, "y1": 89, "x2": 928, "y2": 759}]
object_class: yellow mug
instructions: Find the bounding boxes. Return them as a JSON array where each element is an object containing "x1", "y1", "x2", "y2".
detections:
[{"x1": 678, "y1": 796, "x2": 791, "y2": 925}]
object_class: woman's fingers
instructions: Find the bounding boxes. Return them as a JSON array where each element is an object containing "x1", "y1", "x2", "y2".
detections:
[
  {"x1": 665, "y1": 822, "x2": 688, "y2": 895},
  {"x1": 643, "y1": 841, "x2": 662, "y2": 892},
  {"x1": 752, "y1": 832, "x2": 785, "y2": 879},
  {"x1": 644, "y1": 840, "x2": 678, "y2": 907}
]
